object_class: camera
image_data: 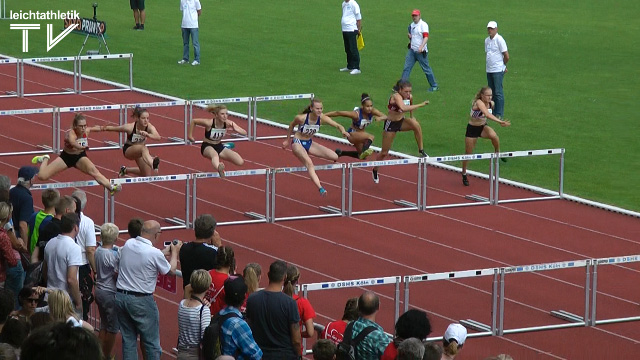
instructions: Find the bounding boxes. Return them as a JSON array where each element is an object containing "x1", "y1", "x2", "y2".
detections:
[{"x1": 164, "y1": 240, "x2": 179, "y2": 247}]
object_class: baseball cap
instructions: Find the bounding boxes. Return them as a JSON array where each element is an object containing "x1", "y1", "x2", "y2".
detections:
[
  {"x1": 487, "y1": 21, "x2": 498, "y2": 28},
  {"x1": 224, "y1": 276, "x2": 247, "y2": 299},
  {"x1": 411, "y1": 9, "x2": 421, "y2": 16},
  {"x1": 444, "y1": 323, "x2": 467, "y2": 345},
  {"x1": 18, "y1": 166, "x2": 38, "y2": 182}
]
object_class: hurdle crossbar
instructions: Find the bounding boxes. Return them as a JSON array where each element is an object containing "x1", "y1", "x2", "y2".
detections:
[
  {"x1": 76, "y1": 53, "x2": 133, "y2": 94},
  {"x1": 0, "y1": 107, "x2": 58, "y2": 156},
  {"x1": 252, "y1": 93, "x2": 314, "y2": 141},
  {"x1": 189, "y1": 97, "x2": 253, "y2": 143}
]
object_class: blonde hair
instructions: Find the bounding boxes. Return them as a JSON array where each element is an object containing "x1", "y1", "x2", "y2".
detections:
[
  {"x1": 100, "y1": 223, "x2": 119, "y2": 245},
  {"x1": 48, "y1": 289, "x2": 78, "y2": 323},
  {"x1": 0, "y1": 202, "x2": 12, "y2": 223},
  {"x1": 190, "y1": 269, "x2": 212, "y2": 294},
  {"x1": 206, "y1": 105, "x2": 227, "y2": 115},
  {"x1": 243, "y1": 263, "x2": 262, "y2": 294},
  {"x1": 443, "y1": 340, "x2": 461, "y2": 356}
]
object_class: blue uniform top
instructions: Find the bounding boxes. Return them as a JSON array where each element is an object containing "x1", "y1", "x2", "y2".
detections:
[
  {"x1": 297, "y1": 113, "x2": 321, "y2": 136},
  {"x1": 352, "y1": 108, "x2": 374, "y2": 130}
]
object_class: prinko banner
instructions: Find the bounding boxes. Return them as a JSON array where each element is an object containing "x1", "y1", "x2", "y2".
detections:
[{"x1": 63, "y1": 17, "x2": 106, "y2": 36}]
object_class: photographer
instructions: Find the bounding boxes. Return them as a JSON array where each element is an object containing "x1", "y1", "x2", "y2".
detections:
[{"x1": 115, "y1": 220, "x2": 182, "y2": 360}]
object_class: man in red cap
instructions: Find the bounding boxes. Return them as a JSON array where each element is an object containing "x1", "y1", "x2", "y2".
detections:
[{"x1": 401, "y1": 9, "x2": 439, "y2": 92}]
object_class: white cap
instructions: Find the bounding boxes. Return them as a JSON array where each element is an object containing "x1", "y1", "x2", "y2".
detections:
[
  {"x1": 487, "y1": 21, "x2": 498, "y2": 28},
  {"x1": 444, "y1": 323, "x2": 467, "y2": 345}
]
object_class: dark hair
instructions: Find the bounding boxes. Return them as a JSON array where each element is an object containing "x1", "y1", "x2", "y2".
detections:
[
  {"x1": 72, "y1": 196, "x2": 82, "y2": 218},
  {"x1": 0, "y1": 317, "x2": 29, "y2": 348},
  {"x1": 72, "y1": 113, "x2": 86, "y2": 127},
  {"x1": 223, "y1": 276, "x2": 247, "y2": 307},
  {"x1": 18, "y1": 287, "x2": 36, "y2": 304},
  {"x1": 358, "y1": 291, "x2": 380, "y2": 316},
  {"x1": 361, "y1": 93, "x2": 372, "y2": 104},
  {"x1": 423, "y1": 341, "x2": 443, "y2": 360},
  {"x1": 283, "y1": 264, "x2": 300, "y2": 297},
  {"x1": 342, "y1": 297, "x2": 359, "y2": 321},
  {"x1": 20, "y1": 321, "x2": 103, "y2": 360},
  {"x1": 29, "y1": 312, "x2": 53, "y2": 331},
  {"x1": 54, "y1": 196, "x2": 75, "y2": 216},
  {"x1": 127, "y1": 218, "x2": 143, "y2": 238},
  {"x1": 302, "y1": 97, "x2": 322, "y2": 114},
  {"x1": 0, "y1": 289, "x2": 15, "y2": 325},
  {"x1": 312, "y1": 339, "x2": 337, "y2": 360},
  {"x1": 393, "y1": 79, "x2": 412, "y2": 92},
  {"x1": 395, "y1": 309, "x2": 432, "y2": 341},
  {"x1": 131, "y1": 106, "x2": 148, "y2": 119},
  {"x1": 60, "y1": 213, "x2": 80, "y2": 233},
  {"x1": 216, "y1": 246, "x2": 235, "y2": 269},
  {"x1": 267, "y1": 260, "x2": 287, "y2": 283},
  {"x1": 194, "y1": 214, "x2": 216, "y2": 239}
]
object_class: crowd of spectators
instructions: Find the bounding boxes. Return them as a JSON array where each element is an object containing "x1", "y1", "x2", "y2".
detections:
[{"x1": 0, "y1": 168, "x2": 517, "y2": 360}]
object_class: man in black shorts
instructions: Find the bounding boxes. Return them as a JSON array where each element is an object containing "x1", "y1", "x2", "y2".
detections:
[{"x1": 130, "y1": 0, "x2": 146, "y2": 30}]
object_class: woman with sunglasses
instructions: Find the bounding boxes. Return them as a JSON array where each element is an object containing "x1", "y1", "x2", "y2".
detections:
[
  {"x1": 10, "y1": 287, "x2": 41, "y2": 320},
  {"x1": 30, "y1": 113, "x2": 122, "y2": 195},
  {"x1": 461, "y1": 87, "x2": 510, "y2": 186}
]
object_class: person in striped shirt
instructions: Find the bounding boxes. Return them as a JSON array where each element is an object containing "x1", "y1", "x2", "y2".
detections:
[{"x1": 177, "y1": 269, "x2": 211, "y2": 359}]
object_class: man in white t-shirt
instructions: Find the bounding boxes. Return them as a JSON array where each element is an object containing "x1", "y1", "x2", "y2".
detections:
[
  {"x1": 401, "y1": 9, "x2": 439, "y2": 92},
  {"x1": 115, "y1": 220, "x2": 182, "y2": 360},
  {"x1": 485, "y1": 21, "x2": 509, "y2": 118},
  {"x1": 72, "y1": 189, "x2": 96, "y2": 321},
  {"x1": 178, "y1": 0, "x2": 202, "y2": 66},
  {"x1": 339, "y1": 0, "x2": 362, "y2": 75},
  {"x1": 43, "y1": 212, "x2": 83, "y2": 311}
]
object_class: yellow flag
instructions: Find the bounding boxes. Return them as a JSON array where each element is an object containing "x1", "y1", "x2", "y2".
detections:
[{"x1": 357, "y1": 32, "x2": 365, "y2": 50}]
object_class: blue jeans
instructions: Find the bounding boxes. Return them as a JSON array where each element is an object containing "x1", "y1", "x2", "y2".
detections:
[
  {"x1": 5, "y1": 261, "x2": 25, "y2": 309},
  {"x1": 487, "y1": 71, "x2": 505, "y2": 117},
  {"x1": 402, "y1": 50, "x2": 437, "y2": 87},
  {"x1": 181, "y1": 28, "x2": 200, "y2": 62},
  {"x1": 116, "y1": 292, "x2": 161, "y2": 360}
]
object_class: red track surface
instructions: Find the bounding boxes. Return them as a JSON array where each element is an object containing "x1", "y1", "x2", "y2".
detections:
[{"x1": 1, "y1": 63, "x2": 640, "y2": 359}]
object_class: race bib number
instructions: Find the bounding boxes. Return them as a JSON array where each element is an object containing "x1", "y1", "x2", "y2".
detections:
[
  {"x1": 301, "y1": 125, "x2": 319, "y2": 135},
  {"x1": 131, "y1": 133, "x2": 146, "y2": 143},
  {"x1": 359, "y1": 119, "x2": 371, "y2": 129},
  {"x1": 403, "y1": 99, "x2": 411, "y2": 106},
  {"x1": 208, "y1": 128, "x2": 227, "y2": 141},
  {"x1": 76, "y1": 137, "x2": 88, "y2": 147}
]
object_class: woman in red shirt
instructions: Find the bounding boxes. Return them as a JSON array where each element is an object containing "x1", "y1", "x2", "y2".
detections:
[
  {"x1": 318, "y1": 297, "x2": 359, "y2": 345},
  {"x1": 204, "y1": 246, "x2": 235, "y2": 315},
  {"x1": 283, "y1": 264, "x2": 316, "y2": 338}
]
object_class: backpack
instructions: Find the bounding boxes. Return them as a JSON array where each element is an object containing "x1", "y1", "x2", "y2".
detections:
[
  {"x1": 201, "y1": 310, "x2": 239, "y2": 360},
  {"x1": 335, "y1": 321, "x2": 377, "y2": 360}
]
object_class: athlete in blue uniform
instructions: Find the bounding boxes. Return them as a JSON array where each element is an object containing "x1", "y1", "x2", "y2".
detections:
[
  {"x1": 282, "y1": 98, "x2": 350, "y2": 196},
  {"x1": 461, "y1": 87, "x2": 510, "y2": 186},
  {"x1": 325, "y1": 93, "x2": 386, "y2": 160},
  {"x1": 188, "y1": 105, "x2": 247, "y2": 178}
]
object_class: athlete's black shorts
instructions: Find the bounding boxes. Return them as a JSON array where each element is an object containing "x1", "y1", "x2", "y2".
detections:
[
  {"x1": 60, "y1": 151, "x2": 87, "y2": 168},
  {"x1": 200, "y1": 142, "x2": 225, "y2": 156},
  {"x1": 383, "y1": 119, "x2": 404, "y2": 132},
  {"x1": 465, "y1": 123, "x2": 486, "y2": 138}
]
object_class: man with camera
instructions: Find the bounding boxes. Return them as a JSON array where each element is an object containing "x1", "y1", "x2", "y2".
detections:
[
  {"x1": 179, "y1": 214, "x2": 220, "y2": 291},
  {"x1": 401, "y1": 9, "x2": 439, "y2": 92},
  {"x1": 115, "y1": 220, "x2": 182, "y2": 360}
]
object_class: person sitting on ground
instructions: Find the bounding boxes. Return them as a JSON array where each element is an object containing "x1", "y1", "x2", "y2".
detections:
[
  {"x1": 312, "y1": 339, "x2": 336, "y2": 360},
  {"x1": 441, "y1": 323, "x2": 467, "y2": 360},
  {"x1": 219, "y1": 276, "x2": 262, "y2": 359},
  {"x1": 9, "y1": 287, "x2": 41, "y2": 321},
  {"x1": 20, "y1": 321, "x2": 103, "y2": 360},
  {"x1": 177, "y1": 269, "x2": 211, "y2": 359},
  {"x1": 381, "y1": 309, "x2": 432, "y2": 360},
  {"x1": 397, "y1": 337, "x2": 425, "y2": 360},
  {"x1": 319, "y1": 297, "x2": 358, "y2": 345}
]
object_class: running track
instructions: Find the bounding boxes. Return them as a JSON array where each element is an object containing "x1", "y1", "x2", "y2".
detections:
[{"x1": 1, "y1": 61, "x2": 639, "y2": 359}]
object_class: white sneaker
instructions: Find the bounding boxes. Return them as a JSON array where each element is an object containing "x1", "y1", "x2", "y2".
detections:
[
  {"x1": 191, "y1": 60, "x2": 200, "y2": 66},
  {"x1": 177, "y1": 60, "x2": 187, "y2": 64},
  {"x1": 339, "y1": 67, "x2": 350, "y2": 72},
  {"x1": 350, "y1": 69, "x2": 361, "y2": 75}
]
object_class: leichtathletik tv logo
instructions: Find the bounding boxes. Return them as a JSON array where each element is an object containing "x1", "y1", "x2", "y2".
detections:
[{"x1": 9, "y1": 10, "x2": 80, "y2": 52}]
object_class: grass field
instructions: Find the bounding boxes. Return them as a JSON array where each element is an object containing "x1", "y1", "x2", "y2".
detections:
[{"x1": 1, "y1": 0, "x2": 638, "y2": 211}]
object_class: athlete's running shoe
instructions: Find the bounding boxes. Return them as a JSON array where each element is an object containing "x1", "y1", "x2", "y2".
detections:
[
  {"x1": 31, "y1": 155, "x2": 50, "y2": 164},
  {"x1": 335, "y1": 149, "x2": 343, "y2": 157},
  {"x1": 462, "y1": 174, "x2": 469, "y2": 186},
  {"x1": 152, "y1": 157, "x2": 160, "y2": 171},
  {"x1": 110, "y1": 184, "x2": 122, "y2": 196},
  {"x1": 359, "y1": 148, "x2": 374, "y2": 160},
  {"x1": 500, "y1": 157, "x2": 508, "y2": 163},
  {"x1": 419, "y1": 150, "x2": 429, "y2": 158},
  {"x1": 118, "y1": 166, "x2": 126, "y2": 178},
  {"x1": 217, "y1": 163, "x2": 226, "y2": 178},
  {"x1": 372, "y1": 169, "x2": 379, "y2": 184},
  {"x1": 319, "y1": 187, "x2": 327, "y2": 196}
]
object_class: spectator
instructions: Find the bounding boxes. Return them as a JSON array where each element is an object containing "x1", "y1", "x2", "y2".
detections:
[
  {"x1": 131, "y1": 0, "x2": 145, "y2": 30},
  {"x1": 312, "y1": 339, "x2": 336, "y2": 360},
  {"x1": 9, "y1": 287, "x2": 40, "y2": 321},
  {"x1": 0, "y1": 203, "x2": 19, "y2": 305},
  {"x1": 1, "y1": 176, "x2": 26, "y2": 304},
  {"x1": 177, "y1": 269, "x2": 211, "y2": 360},
  {"x1": 0, "y1": 343, "x2": 17, "y2": 360},
  {"x1": 0, "y1": 175, "x2": 9, "y2": 201},
  {"x1": 485, "y1": 21, "x2": 509, "y2": 119},
  {"x1": 46, "y1": 288, "x2": 93, "y2": 331},
  {"x1": 115, "y1": 220, "x2": 181, "y2": 360},
  {"x1": 178, "y1": 0, "x2": 202, "y2": 66},
  {"x1": 350, "y1": 291, "x2": 390, "y2": 359},
  {"x1": 28, "y1": 312, "x2": 53, "y2": 331},
  {"x1": 27, "y1": 189, "x2": 59, "y2": 254},
  {"x1": 94, "y1": 222, "x2": 120, "y2": 360},
  {"x1": 204, "y1": 245, "x2": 234, "y2": 315},
  {"x1": 422, "y1": 341, "x2": 442, "y2": 360},
  {"x1": 0, "y1": 317, "x2": 29, "y2": 357},
  {"x1": 283, "y1": 264, "x2": 316, "y2": 338},
  {"x1": 33, "y1": 195, "x2": 76, "y2": 264},
  {"x1": 9, "y1": 166, "x2": 37, "y2": 246},
  {"x1": 219, "y1": 275, "x2": 262, "y2": 359},
  {"x1": 441, "y1": 323, "x2": 467, "y2": 360},
  {"x1": 179, "y1": 213, "x2": 220, "y2": 290},
  {"x1": 381, "y1": 309, "x2": 432, "y2": 360},
  {"x1": 245, "y1": 260, "x2": 301, "y2": 360},
  {"x1": 319, "y1": 297, "x2": 358, "y2": 345},
  {"x1": 240, "y1": 262, "x2": 262, "y2": 313},
  {"x1": 20, "y1": 321, "x2": 103, "y2": 360},
  {"x1": 0, "y1": 289, "x2": 14, "y2": 332},
  {"x1": 43, "y1": 212, "x2": 82, "y2": 310},
  {"x1": 397, "y1": 338, "x2": 425, "y2": 360},
  {"x1": 127, "y1": 217, "x2": 143, "y2": 238},
  {"x1": 339, "y1": 0, "x2": 362, "y2": 74},
  {"x1": 401, "y1": 9, "x2": 438, "y2": 92},
  {"x1": 71, "y1": 189, "x2": 96, "y2": 321}
]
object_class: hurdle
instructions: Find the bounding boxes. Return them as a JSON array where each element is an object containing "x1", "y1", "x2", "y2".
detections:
[
  {"x1": 110, "y1": 174, "x2": 192, "y2": 232},
  {"x1": 0, "y1": 58, "x2": 20, "y2": 97},
  {"x1": 0, "y1": 107, "x2": 59, "y2": 156},
  {"x1": 121, "y1": 100, "x2": 188, "y2": 147},
  {"x1": 189, "y1": 96, "x2": 253, "y2": 144},
  {"x1": 20, "y1": 56, "x2": 78, "y2": 96},
  {"x1": 270, "y1": 163, "x2": 346, "y2": 222},
  {"x1": 57, "y1": 104, "x2": 122, "y2": 151},
  {"x1": 191, "y1": 168, "x2": 271, "y2": 226},
  {"x1": 252, "y1": 93, "x2": 314, "y2": 141},
  {"x1": 76, "y1": 53, "x2": 134, "y2": 94},
  {"x1": 31, "y1": 179, "x2": 109, "y2": 224},
  {"x1": 590, "y1": 255, "x2": 640, "y2": 326}
]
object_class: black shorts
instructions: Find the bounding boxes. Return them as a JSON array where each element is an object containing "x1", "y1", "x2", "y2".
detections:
[
  {"x1": 465, "y1": 123, "x2": 486, "y2": 138},
  {"x1": 383, "y1": 119, "x2": 404, "y2": 132},
  {"x1": 201, "y1": 142, "x2": 225, "y2": 156},
  {"x1": 130, "y1": 0, "x2": 145, "y2": 10},
  {"x1": 60, "y1": 151, "x2": 87, "y2": 168}
]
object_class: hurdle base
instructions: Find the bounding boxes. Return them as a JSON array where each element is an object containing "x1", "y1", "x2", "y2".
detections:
[
  {"x1": 465, "y1": 194, "x2": 489, "y2": 202},
  {"x1": 164, "y1": 217, "x2": 186, "y2": 226},
  {"x1": 244, "y1": 212, "x2": 266, "y2": 220},
  {"x1": 394, "y1": 199, "x2": 417, "y2": 208},
  {"x1": 104, "y1": 141, "x2": 119, "y2": 146},
  {"x1": 168, "y1": 137, "x2": 184, "y2": 143},
  {"x1": 460, "y1": 319, "x2": 491, "y2": 332},
  {"x1": 550, "y1": 310, "x2": 584, "y2": 323},
  {"x1": 319, "y1": 205, "x2": 342, "y2": 214},
  {"x1": 37, "y1": 145, "x2": 53, "y2": 151},
  {"x1": 6, "y1": 91, "x2": 17, "y2": 95}
]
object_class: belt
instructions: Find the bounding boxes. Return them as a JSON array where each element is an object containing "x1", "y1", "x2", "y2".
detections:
[{"x1": 117, "y1": 289, "x2": 152, "y2": 297}]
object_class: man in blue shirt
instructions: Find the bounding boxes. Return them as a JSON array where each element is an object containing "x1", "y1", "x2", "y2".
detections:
[
  {"x1": 9, "y1": 166, "x2": 38, "y2": 245},
  {"x1": 219, "y1": 276, "x2": 262, "y2": 359}
]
